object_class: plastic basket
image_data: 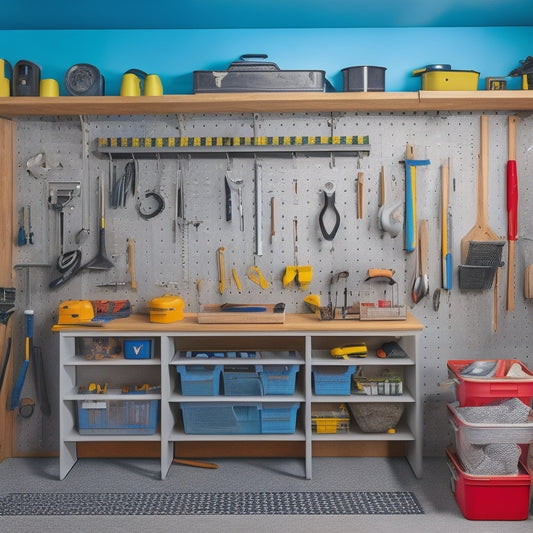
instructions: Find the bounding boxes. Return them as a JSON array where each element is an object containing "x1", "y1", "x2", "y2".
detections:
[
  {"x1": 313, "y1": 366, "x2": 356, "y2": 395},
  {"x1": 448, "y1": 399, "x2": 533, "y2": 476},
  {"x1": 180, "y1": 402, "x2": 299, "y2": 434},
  {"x1": 78, "y1": 394, "x2": 159, "y2": 435},
  {"x1": 260, "y1": 403, "x2": 299, "y2": 434},
  {"x1": 447, "y1": 400, "x2": 533, "y2": 445},
  {"x1": 447, "y1": 359, "x2": 533, "y2": 406},
  {"x1": 180, "y1": 402, "x2": 261, "y2": 434},
  {"x1": 446, "y1": 447, "x2": 531, "y2": 521},
  {"x1": 256, "y1": 364, "x2": 299, "y2": 395},
  {"x1": 176, "y1": 365, "x2": 223, "y2": 396},
  {"x1": 311, "y1": 403, "x2": 350, "y2": 433},
  {"x1": 222, "y1": 369, "x2": 264, "y2": 396}
]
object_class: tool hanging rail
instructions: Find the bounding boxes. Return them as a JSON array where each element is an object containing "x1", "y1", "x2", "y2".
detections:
[{"x1": 97, "y1": 135, "x2": 370, "y2": 157}]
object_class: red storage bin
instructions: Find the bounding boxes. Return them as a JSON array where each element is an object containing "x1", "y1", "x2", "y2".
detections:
[
  {"x1": 448, "y1": 359, "x2": 533, "y2": 406},
  {"x1": 446, "y1": 448, "x2": 531, "y2": 521}
]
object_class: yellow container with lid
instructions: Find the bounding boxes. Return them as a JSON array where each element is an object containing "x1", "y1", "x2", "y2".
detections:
[
  {"x1": 412, "y1": 64, "x2": 479, "y2": 91},
  {"x1": 58, "y1": 300, "x2": 95, "y2": 324},
  {"x1": 148, "y1": 294, "x2": 184, "y2": 323}
]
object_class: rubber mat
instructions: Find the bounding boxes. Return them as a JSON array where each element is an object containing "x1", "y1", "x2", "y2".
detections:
[{"x1": 0, "y1": 491, "x2": 423, "y2": 515}]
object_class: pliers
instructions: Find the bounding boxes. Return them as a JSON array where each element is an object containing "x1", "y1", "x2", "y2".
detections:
[{"x1": 319, "y1": 182, "x2": 340, "y2": 241}]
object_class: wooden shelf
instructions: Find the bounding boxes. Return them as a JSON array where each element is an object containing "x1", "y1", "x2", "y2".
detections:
[{"x1": 3, "y1": 91, "x2": 533, "y2": 117}]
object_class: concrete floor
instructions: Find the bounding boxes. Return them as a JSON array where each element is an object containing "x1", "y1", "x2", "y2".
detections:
[{"x1": 0, "y1": 455, "x2": 531, "y2": 532}]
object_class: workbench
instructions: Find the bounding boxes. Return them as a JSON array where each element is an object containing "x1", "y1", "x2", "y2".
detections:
[{"x1": 54, "y1": 312, "x2": 423, "y2": 480}]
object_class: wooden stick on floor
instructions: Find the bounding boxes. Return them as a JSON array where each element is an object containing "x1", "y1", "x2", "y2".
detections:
[{"x1": 173, "y1": 458, "x2": 219, "y2": 469}]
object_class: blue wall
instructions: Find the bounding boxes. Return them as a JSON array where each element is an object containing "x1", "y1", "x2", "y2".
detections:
[{"x1": 0, "y1": 27, "x2": 530, "y2": 94}]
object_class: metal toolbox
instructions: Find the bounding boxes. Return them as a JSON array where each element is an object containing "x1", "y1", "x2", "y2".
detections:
[{"x1": 193, "y1": 54, "x2": 329, "y2": 93}]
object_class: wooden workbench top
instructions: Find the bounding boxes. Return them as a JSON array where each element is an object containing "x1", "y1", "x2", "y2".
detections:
[{"x1": 52, "y1": 312, "x2": 423, "y2": 334}]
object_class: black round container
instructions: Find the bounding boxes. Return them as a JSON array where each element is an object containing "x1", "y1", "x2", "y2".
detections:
[{"x1": 342, "y1": 66, "x2": 386, "y2": 92}]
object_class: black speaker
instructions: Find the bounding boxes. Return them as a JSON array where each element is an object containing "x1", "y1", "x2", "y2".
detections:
[{"x1": 13, "y1": 60, "x2": 41, "y2": 96}]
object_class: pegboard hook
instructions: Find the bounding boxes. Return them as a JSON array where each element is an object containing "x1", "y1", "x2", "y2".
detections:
[
  {"x1": 329, "y1": 152, "x2": 336, "y2": 169},
  {"x1": 176, "y1": 113, "x2": 185, "y2": 136}
]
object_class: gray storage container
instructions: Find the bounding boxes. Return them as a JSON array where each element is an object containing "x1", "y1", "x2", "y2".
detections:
[
  {"x1": 193, "y1": 54, "x2": 328, "y2": 93},
  {"x1": 342, "y1": 66, "x2": 386, "y2": 92}
]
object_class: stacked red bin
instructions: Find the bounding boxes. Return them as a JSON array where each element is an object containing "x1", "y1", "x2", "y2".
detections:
[{"x1": 446, "y1": 358, "x2": 533, "y2": 521}]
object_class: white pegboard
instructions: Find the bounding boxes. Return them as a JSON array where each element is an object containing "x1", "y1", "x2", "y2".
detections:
[{"x1": 11, "y1": 111, "x2": 533, "y2": 457}]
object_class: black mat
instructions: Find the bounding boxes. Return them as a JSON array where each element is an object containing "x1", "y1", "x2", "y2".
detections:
[{"x1": 0, "y1": 491, "x2": 423, "y2": 516}]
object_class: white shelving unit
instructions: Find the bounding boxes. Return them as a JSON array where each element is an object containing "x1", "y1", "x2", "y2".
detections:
[{"x1": 55, "y1": 312, "x2": 422, "y2": 480}]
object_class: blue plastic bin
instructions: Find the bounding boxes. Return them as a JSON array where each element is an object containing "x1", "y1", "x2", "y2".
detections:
[
  {"x1": 222, "y1": 369, "x2": 263, "y2": 396},
  {"x1": 313, "y1": 366, "x2": 357, "y2": 395},
  {"x1": 77, "y1": 396, "x2": 159, "y2": 435},
  {"x1": 180, "y1": 402, "x2": 300, "y2": 434},
  {"x1": 260, "y1": 403, "x2": 299, "y2": 433},
  {"x1": 176, "y1": 365, "x2": 223, "y2": 395},
  {"x1": 256, "y1": 365, "x2": 299, "y2": 395},
  {"x1": 180, "y1": 402, "x2": 261, "y2": 434}
]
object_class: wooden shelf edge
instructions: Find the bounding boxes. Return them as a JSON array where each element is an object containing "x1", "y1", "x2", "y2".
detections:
[{"x1": 2, "y1": 91, "x2": 533, "y2": 117}]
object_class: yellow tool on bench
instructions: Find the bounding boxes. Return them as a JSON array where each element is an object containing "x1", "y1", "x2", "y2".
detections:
[{"x1": 330, "y1": 344, "x2": 368, "y2": 359}]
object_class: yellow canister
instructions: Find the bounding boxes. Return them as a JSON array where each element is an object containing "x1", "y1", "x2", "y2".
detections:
[
  {"x1": 148, "y1": 294, "x2": 184, "y2": 323},
  {"x1": 412, "y1": 65, "x2": 479, "y2": 91},
  {"x1": 0, "y1": 59, "x2": 11, "y2": 96}
]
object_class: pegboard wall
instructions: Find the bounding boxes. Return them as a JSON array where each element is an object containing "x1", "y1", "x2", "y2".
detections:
[{"x1": 11, "y1": 110, "x2": 533, "y2": 457}]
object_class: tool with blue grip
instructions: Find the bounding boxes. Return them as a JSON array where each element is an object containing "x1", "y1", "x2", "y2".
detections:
[
  {"x1": 10, "y1": 309, "x2": 33, "y2": 410},
  {"x1": 403, "y1": 145, "x2": 430, "y2": 253},
  {"x1": 441, "y1": 161, "x2": 452, "y2": 290}
]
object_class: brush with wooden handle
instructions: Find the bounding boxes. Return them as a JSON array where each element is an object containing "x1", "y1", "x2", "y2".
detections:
[{"x1": 128, "y1": 238, "x2": 137, "y2": 290}]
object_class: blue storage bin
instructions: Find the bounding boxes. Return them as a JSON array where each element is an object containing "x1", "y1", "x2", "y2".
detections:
[
  {"x1": 256, "y1": 364, "x2": 299, "y2": 395},
  {"x1": 180, "y1": 402, "x2": 300, "y2": 434},
  {"x1": 176, "y1": 365, "x2": 223, "y2": 395},
  {"x1": 180, "y1": 402, "x2": 261, "y2": 434},
  {"x1": 313, "y1": 366, "x2": 357, "y2": 395},
  {"x1": 124, "y1": 339, "x2": 153, "y2": 359},
  {"x1": 260, "y1": 403, "x2": 299, "y2": 433},
  {"x1": 77, "y1": 394, "x2": 159, "y2": 435},
  {"x1": 222, "y1": 369, "x2": 263, "y2": 396}
]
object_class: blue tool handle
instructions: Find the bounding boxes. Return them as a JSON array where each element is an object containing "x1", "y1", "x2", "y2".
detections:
[
  {"x1": 25, "y1": 310, "x2": 34, "y2": 339},
  {"x1": 444, "y1": 253, "x2": 453, "y2": 290},
  {"x1": 404, "y1": 166, "x2": 416, "y2": 252},
  {"x1": 222, "y1": 306, "x2": 266, "y2": 312}
]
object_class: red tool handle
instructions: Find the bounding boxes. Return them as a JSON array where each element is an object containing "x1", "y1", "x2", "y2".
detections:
[{"x1": 507, "y1": 160, "x2": 518, "y2": 240}]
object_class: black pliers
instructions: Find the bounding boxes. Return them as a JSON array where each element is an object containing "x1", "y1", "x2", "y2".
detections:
[{"x1": 319, "y1": 182, "x2": 340, "y2": 241}]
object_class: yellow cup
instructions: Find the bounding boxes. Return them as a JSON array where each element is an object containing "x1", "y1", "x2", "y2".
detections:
[
  {"x1": 144, "y1": 74, "x2": 163, "y2": 96},
  {"x1": 40, "y1": 78, "x2": 59, "y2": 97},
  {"x1": 0, "y1": 77, "x2": 10, "y2": 97},
  {"x1": 120, "y1": 72, "x2": 141, "y2": 96}
]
